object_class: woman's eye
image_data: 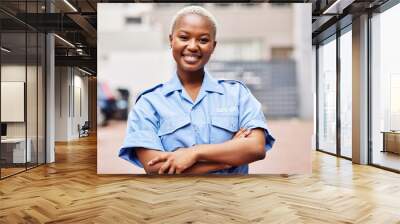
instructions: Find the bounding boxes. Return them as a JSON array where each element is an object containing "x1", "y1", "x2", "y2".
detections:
[
  {"x1": 200, "y1": 39, "x2": 209, "y2": 43},
  {"x1": 179, "y1": 36, "x2": 188, "y2": 40}
]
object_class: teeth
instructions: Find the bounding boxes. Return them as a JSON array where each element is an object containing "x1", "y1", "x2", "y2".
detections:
[{"x1": 184, "y1": 55, "x2": 200, "y2": 63}]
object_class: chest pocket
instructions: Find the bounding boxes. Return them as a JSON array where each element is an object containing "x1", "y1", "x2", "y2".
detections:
[
  {"x1": 210, "y1": 114, "x2": 239, "y2": 144},
  {"x1": 158, "y1": 116, "x2": 192, "y2": 151}
]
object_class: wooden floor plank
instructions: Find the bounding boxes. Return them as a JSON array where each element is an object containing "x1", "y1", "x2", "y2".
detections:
[{"x1": 1, "y1": 135, "x2": 400, "y2": 223}]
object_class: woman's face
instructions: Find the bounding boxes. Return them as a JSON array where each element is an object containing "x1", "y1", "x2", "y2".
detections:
[{"x1": 169, "y1": 14, "x2": 217, "y2": 73}]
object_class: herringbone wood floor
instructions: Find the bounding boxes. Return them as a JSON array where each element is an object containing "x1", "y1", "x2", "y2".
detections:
[{"x1": 1, "y1": 135, "x2": 400, "y2": 224}]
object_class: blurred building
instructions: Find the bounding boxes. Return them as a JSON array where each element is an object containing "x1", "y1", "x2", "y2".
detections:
[{"x1": 98, "y1": 3, "x2": 313, "y2": 120}]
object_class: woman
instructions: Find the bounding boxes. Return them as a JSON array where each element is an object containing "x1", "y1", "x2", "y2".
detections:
[{"x1": 119, "y1": 6, "x2": 275, "y2": 174}]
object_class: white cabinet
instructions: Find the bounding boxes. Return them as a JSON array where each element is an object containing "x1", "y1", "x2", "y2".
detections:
[{"x1": 1, "y1": 138, "x2": 32, "y2": 163}]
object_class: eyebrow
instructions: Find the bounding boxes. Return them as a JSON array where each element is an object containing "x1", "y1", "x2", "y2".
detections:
[{"x1": 176, "y1": 30, "x2": 211, "y2": 37}]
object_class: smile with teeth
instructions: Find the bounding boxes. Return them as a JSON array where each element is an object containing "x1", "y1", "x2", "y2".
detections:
[{"x1": 182, "y1": 54, "x2": 201, "y2": 64}]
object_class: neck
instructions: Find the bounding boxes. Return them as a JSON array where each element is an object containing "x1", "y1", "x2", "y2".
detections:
[{"x1": 177, "y1": 68, "x2": 204, "y2": 87}]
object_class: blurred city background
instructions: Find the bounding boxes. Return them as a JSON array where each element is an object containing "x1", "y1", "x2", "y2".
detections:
[{"x1": 97, "y1": 3, "x2": 313, "y2": 174}]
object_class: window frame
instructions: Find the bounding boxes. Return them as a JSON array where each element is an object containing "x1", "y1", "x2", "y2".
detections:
[{"x1": 315, "y1": 22, "x2": 352, "y2": 161}]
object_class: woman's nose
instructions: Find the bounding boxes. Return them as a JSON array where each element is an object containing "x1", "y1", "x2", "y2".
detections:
[{"x1": 187, "y1": 39, "x2": 198, "y2": 51}]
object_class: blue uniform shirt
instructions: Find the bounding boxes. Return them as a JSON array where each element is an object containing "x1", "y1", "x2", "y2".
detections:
[{"x1": 119, "y1": 71, "x2": 275, "y2": 174}]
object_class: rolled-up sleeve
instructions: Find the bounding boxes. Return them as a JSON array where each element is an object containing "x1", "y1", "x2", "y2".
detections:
[
  {"x1": 119, "y1": 97, "x2": 164, "y2": 167},
  {"x1": 238, "y1": 85, "x2": 275, "y2": 151}
]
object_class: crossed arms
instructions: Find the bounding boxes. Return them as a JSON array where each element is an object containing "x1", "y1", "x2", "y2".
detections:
[{"x1": 136, "y1": 128, "x2": 266, "y2": 174}]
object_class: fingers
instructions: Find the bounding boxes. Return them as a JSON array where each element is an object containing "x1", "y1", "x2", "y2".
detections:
[
  {"x1": 158, "y1": 159, "x2": 172, "y2": 174},
  {"x1": 224, "y1": 164, "x2": 233, "y2": 169},
  {"x1": 175, "y1": 168, "x2": 182, "y2": 174},
  {"x1": 243, "y1": 129, "x2": 252, "y2": 137},
  {"x1": 148, "y1": 154, "x2": 168, "y2": 166},
  {"x1": 234, "y1": 128, "x2": 252, "y2": 139},
  {"x1": 234, "y1": 128, "x2": 246, "y2": 138},
  {"x1": 233, "y1": 129, "x2": 240, "y2": 138},
  {"x1": 168, "y1": 165, "x2": 175, "y2": 175},
  {"x1": 237, "y1": 128, "x2": 245, "y2": 136}
]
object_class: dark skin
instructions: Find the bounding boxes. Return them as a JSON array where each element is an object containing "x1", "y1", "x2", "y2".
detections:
[
  {"x1": 169, "y1": 13, "x2": 216, "y2": 102},
  {"x1": 137, "y1": 128, "x2": 252, "y2": 174},
  {"x1": 136, "y1": 13, "x2": 267, "y2": 174}
]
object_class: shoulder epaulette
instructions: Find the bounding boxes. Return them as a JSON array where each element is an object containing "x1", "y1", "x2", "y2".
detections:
[
  {"x1": 218, "y1": 79, "x2": 249, "y2": 91},
  {"x1": 135, "y1": 83, "x2": 163, "y2": 103},
  {"x1": 218, "y1": 79, "x2": 245, "y2": 85}
]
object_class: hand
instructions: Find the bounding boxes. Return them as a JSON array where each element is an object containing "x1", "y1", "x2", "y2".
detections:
[
  {"x1": 233, "y1": 128, "x2": 252, "y2": 139},
  {"x1": 148, "y1": 148, "x2": 198, "y2": 174}
]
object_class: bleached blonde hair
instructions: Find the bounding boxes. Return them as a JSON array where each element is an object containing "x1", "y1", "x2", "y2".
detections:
[{"x1": 170, "y1": 5, "x2": 217, "y2": 38}]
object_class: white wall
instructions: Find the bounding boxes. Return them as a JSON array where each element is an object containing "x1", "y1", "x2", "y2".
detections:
[
  {"x1": 293, "y1": 4, "x2": 313, "y2": 120},
  {"x1": 1, "y1": 64, "x2": 46, "y2": 163},
  {"x1": 55, "y1": 67, "x2": 69, "y2": 141},
  {"x1": 98, "y1": 3, "x2": 174, "y2": 98},
  {"x1": 98, "y1": 50, "x2": 173, "y2": 98},
  {"x1": 149, "y1": 4, "x2": 294, "y2": 60},
  {"x1": 1, "y1": 65, "x2": 33, "y2": 138},
  {"x1": 55, "y1": 67, "x2": 89, "y2": 141},
  {"x1": 1, "y1": 65, "x2": 26, "y2": 141}
]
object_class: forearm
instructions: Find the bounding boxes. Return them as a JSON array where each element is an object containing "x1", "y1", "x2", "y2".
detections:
[
  {"x1": 182, "y1": 162, "x2": 230, "y2": 174},
  {"x1": 193, "y1": 130, "x2": 266, "y2": 166},
  {"x1": 137, "y1": 148, "x2": 226, "y2": 174},
  {"x1": 145, "y1": 161, "x2": 228, "y2": 174},
  {"x1": 144, "y1": 162, "x2": 164, "y2": 174},
  {"x1": 139, "y1": 129, "x2": 266, "y2": 174}
]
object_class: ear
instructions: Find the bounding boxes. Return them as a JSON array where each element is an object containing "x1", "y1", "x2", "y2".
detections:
[
  {"x1": 211, "y1": 41, "x2": 217, "y2": 53},
  {"x1": 169, "y1": 34, "x2": 173, "y2": 48}
]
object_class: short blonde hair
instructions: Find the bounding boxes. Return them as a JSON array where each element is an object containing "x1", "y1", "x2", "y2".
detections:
[{"x1": 170, "y1": 6, "x2": 217, "y2": 38}]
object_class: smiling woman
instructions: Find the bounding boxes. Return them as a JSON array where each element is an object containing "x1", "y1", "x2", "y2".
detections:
[
  {"x1": 118, "y1": 6, "x2": 275, "y2": 175},
  {"x1": 169, "y1": 8, "x2": 217, "y2": 75}
]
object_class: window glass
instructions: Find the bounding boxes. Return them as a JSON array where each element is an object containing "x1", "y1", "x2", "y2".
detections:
[
  {"x1": 340, "y1": 29, "x2": 352, "y2": 158},
  {"x1": 318, "y1": 37, "x2": 337, "y2": 154},
  {"x1": 371, "y1": 3, "x2": 400, "y2": 171},
  {"x1": 1, "y1": 29, "x2": 28, "y2": 178}
]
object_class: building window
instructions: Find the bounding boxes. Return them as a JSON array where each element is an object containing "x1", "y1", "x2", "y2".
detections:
[
  {"x1": 0, "y1": 2, "x2": 46, "y2": 179},
  {"x1": 271, "y1": 47, "x2": 293, "y2": 60},
  {"x1": 317, "y1": 37, "x2": 337, "y2": 154},
  {"x1": 339, "y1": 28, "x2": 352, "y2": 158},
  {"x1": 212, "y1": 40, "x2": 263, "y2": 61},
  {"x1": 371, "y1": 3, "x2": 400, "y2": 171},
  {"x1": 125, "y1": 17, "x2": 142, "y2": 25}
]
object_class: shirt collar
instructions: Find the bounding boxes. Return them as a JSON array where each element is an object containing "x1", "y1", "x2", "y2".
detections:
[{"x1": 162, "y1": 70, "x2": 224, "y2": 96}]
